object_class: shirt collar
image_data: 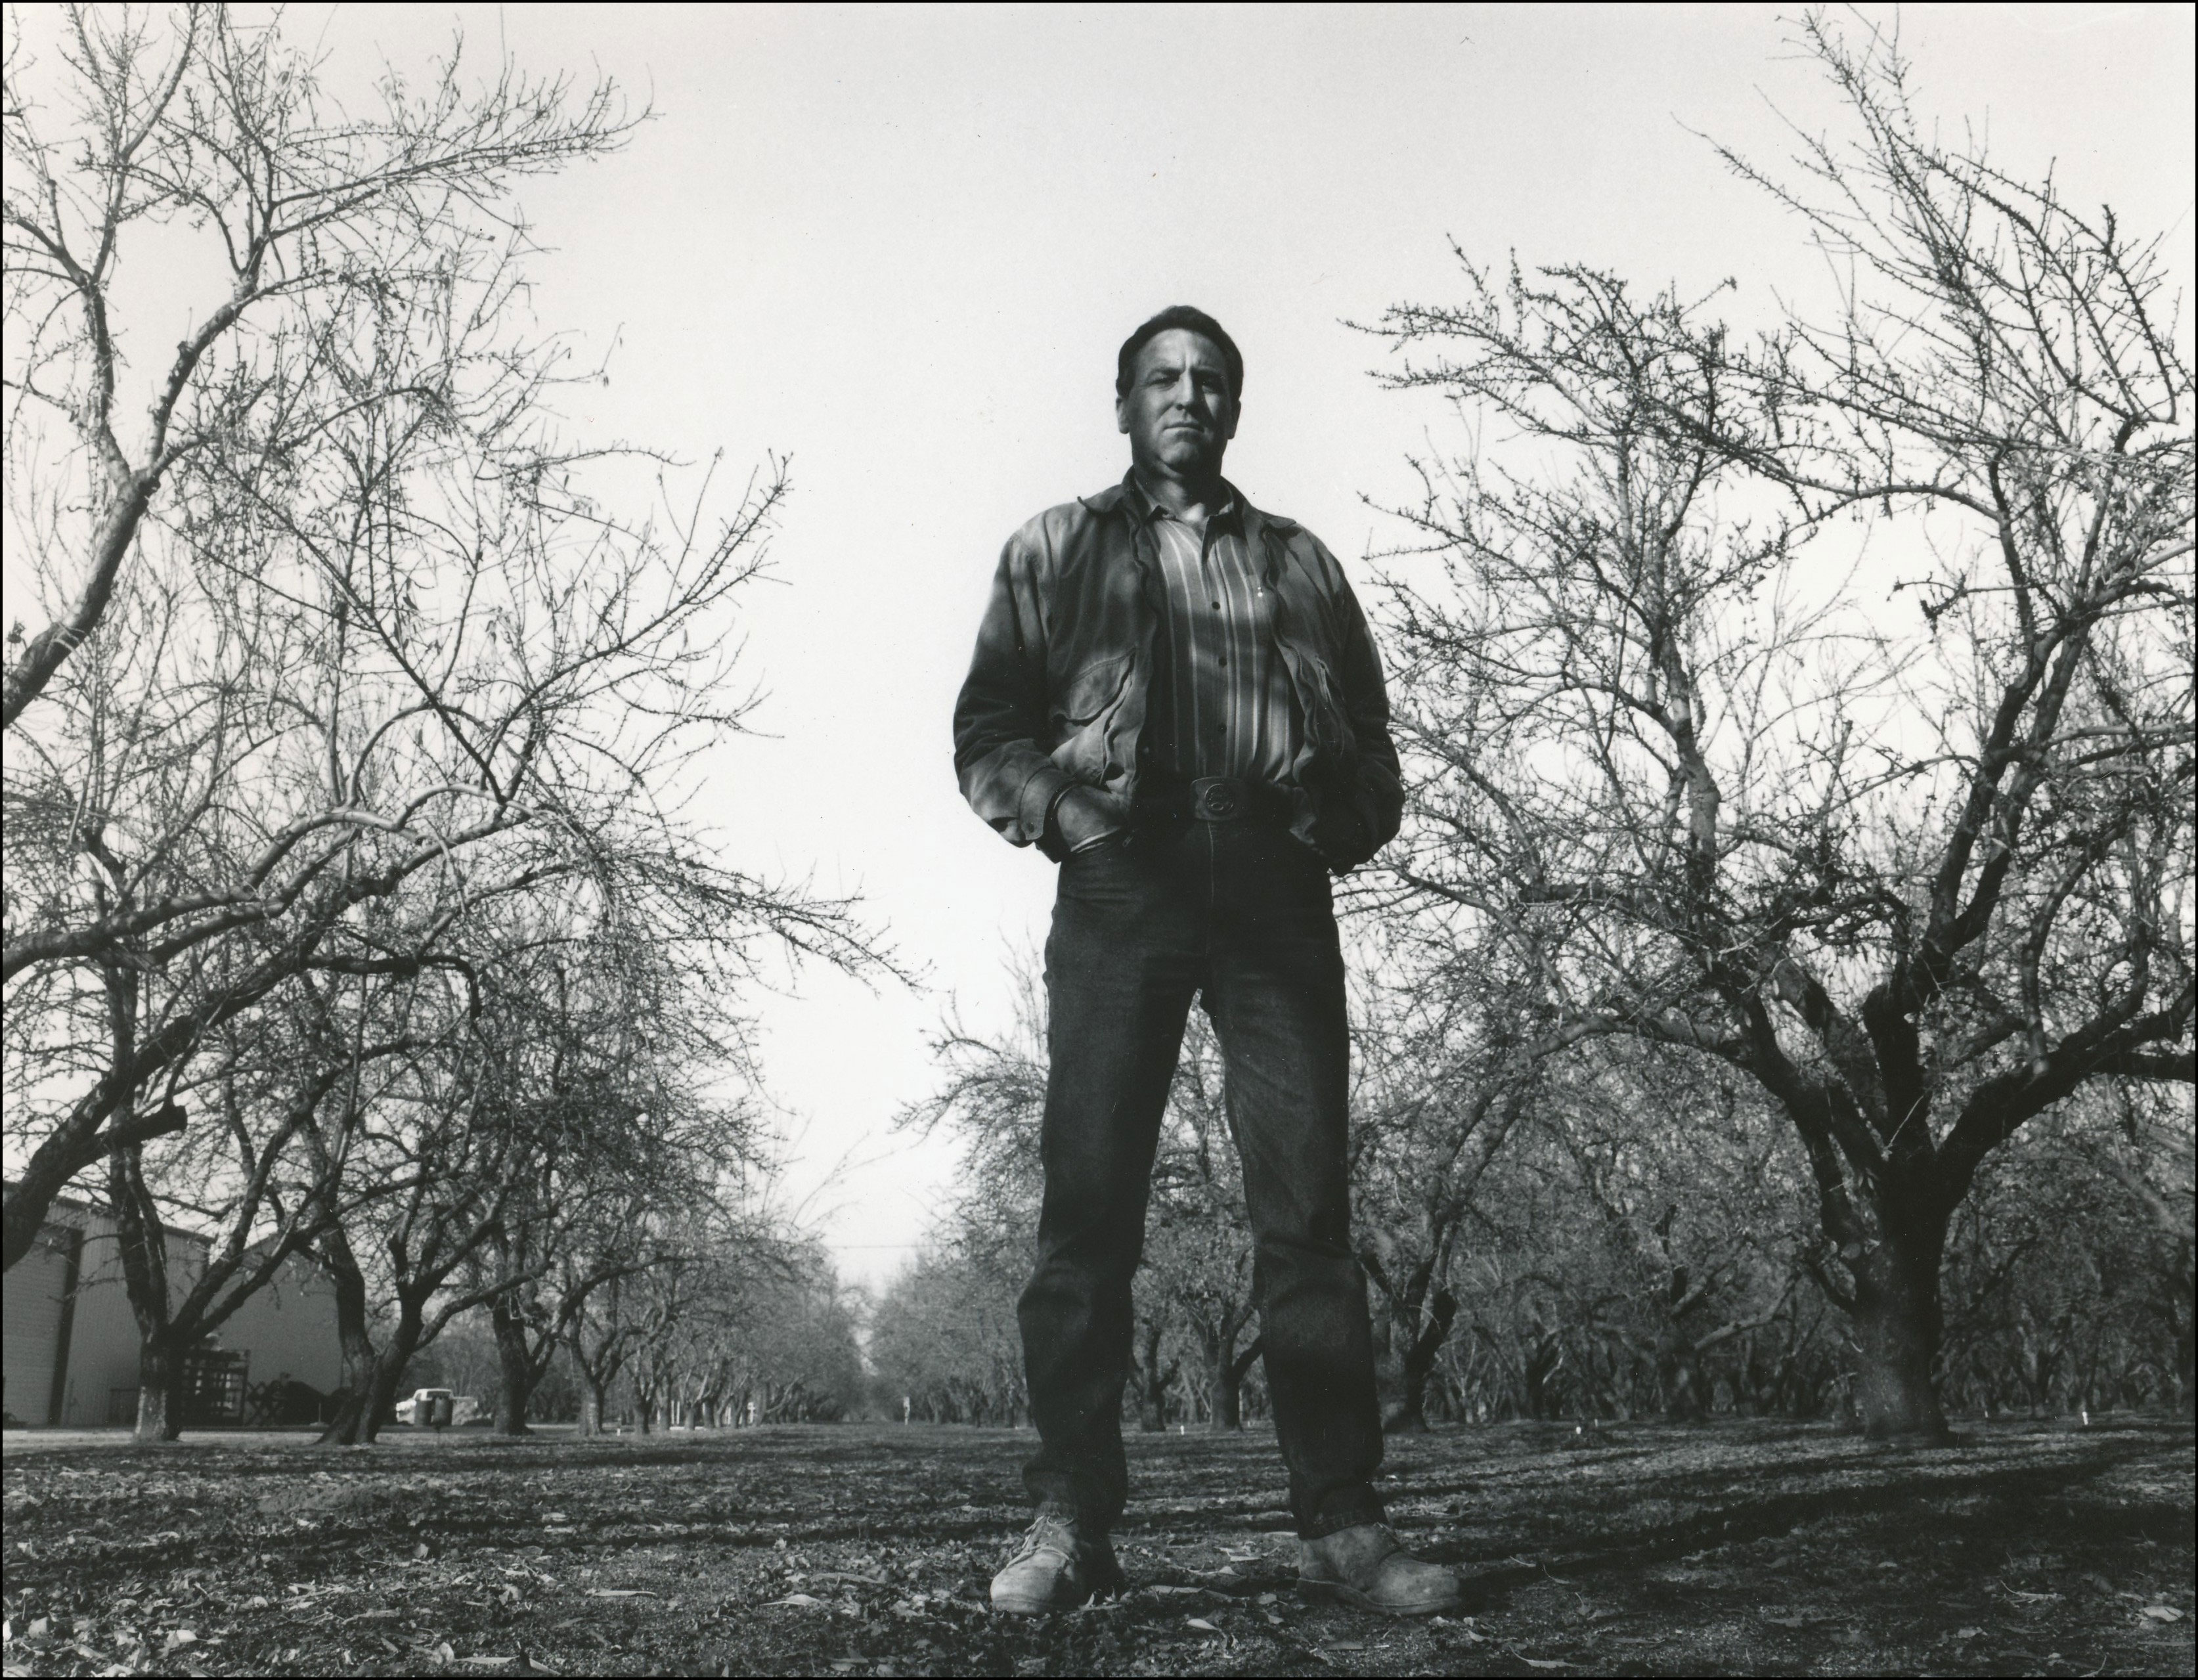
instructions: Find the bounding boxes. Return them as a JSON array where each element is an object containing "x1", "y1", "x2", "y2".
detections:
[{"x1": 1124, "y1": 468, "x2": 1241, "y2": 530}]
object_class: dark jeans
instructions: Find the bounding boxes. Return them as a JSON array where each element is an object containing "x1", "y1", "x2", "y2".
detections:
[{"x1": 1019, "y1": 814, "x2": 1386, "y2": 1539}]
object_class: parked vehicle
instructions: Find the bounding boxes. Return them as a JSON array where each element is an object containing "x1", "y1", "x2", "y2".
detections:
[{"x1": 395, "y1": 1389, "x2": 483, "y2": 1428}]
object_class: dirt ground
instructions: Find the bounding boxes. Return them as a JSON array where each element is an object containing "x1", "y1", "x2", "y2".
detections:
[{"x1": 2, "y1": 1416, "x2": 2191, "y2": 1677}]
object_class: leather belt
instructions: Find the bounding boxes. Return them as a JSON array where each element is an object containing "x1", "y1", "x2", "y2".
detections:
[{"x1": 1160, "y1": 776, "x2": 1290, "y2": 824}]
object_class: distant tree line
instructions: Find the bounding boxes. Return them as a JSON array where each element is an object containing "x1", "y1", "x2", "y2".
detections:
[
  {"x1": 421, "y1": 1230, "x2": 867, "y2": 1432},
  {"x1": 878, "y1": 950, "x2": 2188, "y2": 1434}
]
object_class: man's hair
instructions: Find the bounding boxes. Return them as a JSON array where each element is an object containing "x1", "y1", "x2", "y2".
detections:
[{"x1": 1116, "y1": 305, "x2": 1243, "y2": 403}]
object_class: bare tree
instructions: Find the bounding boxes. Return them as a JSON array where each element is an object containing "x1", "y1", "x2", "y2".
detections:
[
  {"x1": 1, "y1": 2, "x2": 634, "y2": 727},
  {"x1": 565, "y1": 1247, "x2": 683, "y2": 1437},
  {"x1": 1369, "y1": 14, "x2": 2193, "y2": 1436},
  {"x1": 1348, "y1": 947, "x2": 1549, "y2": 1432},
  {"x1": 463, "y1": 916, "x2": 754, "y2": 1434},
  {"x1": 4, "y1": 0, "x2": 644, "y2": 1270},
  {"x1": 102, "y1": 969, "x2": 426, "y2": 1438},
  {"x1": 1124, "y1": 1016, "x2": 1255, "y2": 1430},
  {"x1": 869, "y1": 1235, "x2": 1030, "y2": 1427},
  {"x1": 3, "y1": 247, "x2": 877, "y2": 1278}
]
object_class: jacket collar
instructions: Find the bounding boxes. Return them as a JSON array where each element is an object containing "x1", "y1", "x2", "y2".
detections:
[
  {"x1": 1093, "y1": 468, "x2": 1258, "y2": 531},
  {"x1": 1081, "y1": 471, "x2": 1301, "y2": 588}
]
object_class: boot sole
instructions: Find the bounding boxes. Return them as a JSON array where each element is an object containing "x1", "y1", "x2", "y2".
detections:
[
  {"x1": 991, "y1": 1568, "x2": 1126, "y2": 1617},
  {"x1": 1299, "y1": 1577, "x2": 1462, "y2": 1618}
]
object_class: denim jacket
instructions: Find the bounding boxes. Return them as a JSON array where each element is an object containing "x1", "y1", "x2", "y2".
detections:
[{"x1": 953, "y1": 475, "x2": 1402, "y2": 872}]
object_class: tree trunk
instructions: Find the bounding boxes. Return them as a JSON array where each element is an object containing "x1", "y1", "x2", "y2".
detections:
[
  {"x1": 1522, "y1": 1323, "x2": 1561, "y2": 1419},
  {"x1": 490, "y1": 1296, "x2": 534, "y2": 1436},
  {"x1": 135, "y1": 1336, "x2": 179, "y2": 1442},
  {"x1": 107, "y1": 1146, "x2": 186, "y2": 1442},
  {"x1": 577, "y1": 1369, "x2": 608, "y2": 1436},
  {"x1": 2168, "y1": 1241, "x2": 2194, "y2": 1414},
  {"x1": 2178, "y1": 1306, "x2": 2195, "y2": 1417},
  {"x1": 316, "y1": 1231, "x2": 380, "y2": 1445},
  {"x1": 1210, "y1": 1356, "x2": 1242, "y2": 1430},
  {"x1": 1130, "y1": 1319, "x2": 1174, "y2": 1431},
  {"x1": 359, "y1": 1300, "x2": 426, "y2": 1446},
  {"x1": 1214, "y1": 1335, "x2": 1262, "y2": 1430},
  {"x1": 1384, "y1": 1289, "x2": 1458, "y2": 1434},
  {"x1": 1658, "y1": 1328, "x2": 1706, "y2": 1421},
  {"x1": 1848, "y1": 1226, "x2": 1950, "y2": 1440}
]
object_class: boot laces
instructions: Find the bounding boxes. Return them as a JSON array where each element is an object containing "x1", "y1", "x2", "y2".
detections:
[{"x1": 1010, "y1": 1511, "x2": 1078, "y2": 1565}]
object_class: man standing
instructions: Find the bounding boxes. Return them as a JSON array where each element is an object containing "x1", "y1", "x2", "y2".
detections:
[{"x1": 953, "y1": 307, "x2": 1461, "y2": 1618}]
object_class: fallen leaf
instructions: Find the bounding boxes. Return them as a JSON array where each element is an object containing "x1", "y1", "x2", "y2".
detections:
[
  {"x1": 1185, "y1": 1617, "x2": 1220, "y2": 1633},
  {"x1": 1523, "y1": 1662, "x2": 1575, "y2": 1671},
  {"x1": 161, "y1": 1631, "x2": 198, "y2": 1652},
  {"x1": 583, "y1": 1589, "x2": 656, "y2": 1599},
  {"x1": 2142, "y1": 1605, "x2": 2184, "y2": 1622},
  {"x1": 762, "y1": 1593, "x2": 824, "y2": 1609},
  {"x1": 1764, "y1": 1614, "x2": 1808, "y2": 1628},
  {"x1": 1954, "y1": 1626, "x2": 1983, "y2": 1639}
]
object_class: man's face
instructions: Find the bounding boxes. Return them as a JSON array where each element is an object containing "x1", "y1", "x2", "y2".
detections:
[{"x1": 1116, "y1": 328, "x2": 1239, "y2": 481}]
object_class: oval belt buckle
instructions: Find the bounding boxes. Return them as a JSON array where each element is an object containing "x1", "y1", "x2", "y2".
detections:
[{"x1": 1204, "y1": 782, "x2": 1239, "y2": 819}]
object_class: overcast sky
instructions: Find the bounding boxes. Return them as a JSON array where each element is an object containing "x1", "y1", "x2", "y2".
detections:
[{"x1": 8, "y1": 5, "x2": 2193, "y2": 1287}]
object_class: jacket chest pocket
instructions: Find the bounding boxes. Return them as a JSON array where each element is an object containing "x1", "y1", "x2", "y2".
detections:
[
  {"x1": 1051, "y1": 652, "x2": 1132, "y2": 730},
  {"x1": 1292, "y1": 651, "x2": 1353, "y2": 758}
]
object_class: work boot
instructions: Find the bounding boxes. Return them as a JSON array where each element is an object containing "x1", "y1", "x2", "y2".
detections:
[
  {"x1": 1299, "y1": 1522, "x2": 1462, "y2": 1616},
  {"x1": 988, "y1": 1511, "x2": 1125, "y2": 1615}
]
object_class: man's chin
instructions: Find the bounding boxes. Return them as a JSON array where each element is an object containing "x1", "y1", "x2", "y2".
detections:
[{"x1": 1153, "y1": 439, "x2": 1222, "y2": 477}]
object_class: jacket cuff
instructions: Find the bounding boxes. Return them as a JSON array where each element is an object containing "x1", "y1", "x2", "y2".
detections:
[{"x1": 1021, "y1": 762, "x2": 1075, "y2": 860}]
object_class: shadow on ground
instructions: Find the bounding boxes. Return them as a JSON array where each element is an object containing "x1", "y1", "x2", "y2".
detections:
[{"x1": 3, "y1": 1416, "x2": 2191, "y2": 1675}]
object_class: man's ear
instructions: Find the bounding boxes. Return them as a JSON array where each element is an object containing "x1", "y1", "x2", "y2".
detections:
[
  {"x1": 1223, "y1": 397, "x2": 1241, "y2": 441},
  {"x1": 1116, "y1": 391, "x2": 1131, "y2": 435}
]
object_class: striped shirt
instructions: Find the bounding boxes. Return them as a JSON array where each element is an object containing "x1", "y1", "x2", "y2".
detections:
[{"x1": 1133, "y1": 481, "x2": 1303, "y2": 785}]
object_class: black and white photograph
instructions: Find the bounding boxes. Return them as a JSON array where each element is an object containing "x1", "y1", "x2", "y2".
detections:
[{"x1": 2, "y1": 4, "x2": 2192, "y2": 1675}]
